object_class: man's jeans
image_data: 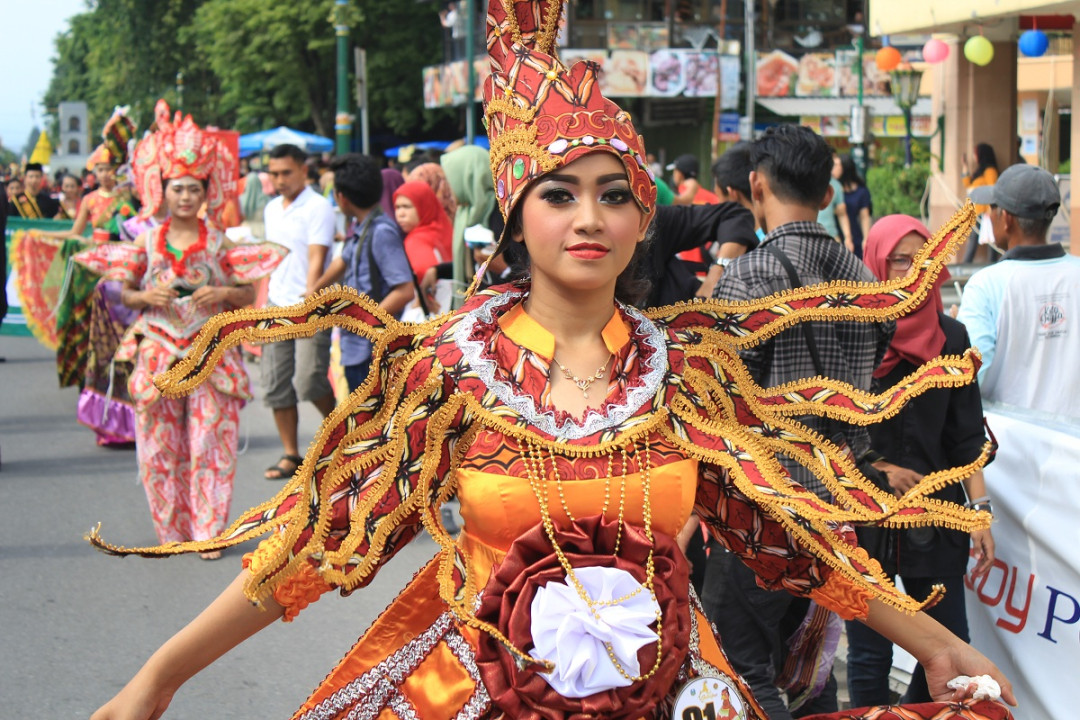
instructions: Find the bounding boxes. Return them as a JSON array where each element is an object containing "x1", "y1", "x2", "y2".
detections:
[{"x1": 702, "y1": 544, "x2": 838, "y2": 719}]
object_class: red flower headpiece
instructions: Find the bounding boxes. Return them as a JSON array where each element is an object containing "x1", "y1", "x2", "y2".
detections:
[
  {"x1": 483, "y1": 0, "x2": 656, "y2": 247},
  {"x1": 132, "y1": 99, "x2": 238, "y2": 229}
]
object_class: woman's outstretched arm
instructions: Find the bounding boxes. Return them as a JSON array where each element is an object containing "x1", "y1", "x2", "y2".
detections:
[
  {"x1": 862, "y1": 598, "x2": 1017, "y2": 706},
  {"x1": 91, "y1": 571, "x2": 284, "y2": 720}
]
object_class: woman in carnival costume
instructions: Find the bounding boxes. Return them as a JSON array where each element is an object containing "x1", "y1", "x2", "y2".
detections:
[
  {"x1": 12, "y1": 107, "x2": 139, "y2": 397},
  {"x1": 90, "y1": 2, "x2": 1015, "y2": 718},
  {"x1": 77, "y1": 100, "x2": 286, "y2": 558}
]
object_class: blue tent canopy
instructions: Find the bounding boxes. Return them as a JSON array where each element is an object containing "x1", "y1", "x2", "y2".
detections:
[
  {"x1": 383, "y1": 136, "x2": 490, "y2": 159},
  {"x1": 239, "y1": 127, "x2": 334, "y2": 158}
]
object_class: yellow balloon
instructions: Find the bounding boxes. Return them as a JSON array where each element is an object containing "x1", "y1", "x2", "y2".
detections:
[{"x1": 964, "y1": 36, "x2": 994, "y2": 66}]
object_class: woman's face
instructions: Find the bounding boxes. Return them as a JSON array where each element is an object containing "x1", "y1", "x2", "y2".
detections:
[
  {"x1": 831, "y1": 155, "x2": 842, "y2": 180},
  {"x1": 395, "y1": 196, "x2": 420, "y2": 233},
  {"x1": 94, "y1": 163, "x2": 116, "y2": 189},
  {"x1": 7, "y1": 180, "x2": 23, "y2": 199},
  {"x1": 61, "y1": 176, "x2": 79, "y2": 198},
  {"x1": 164, "y1": 174, "x2": 206, "y2": 220},
  {"x1": 513, "y1": 152, "x2": 648, "y2": 297},
  {"x1": 886, "y1": 232, "x2": 925, "y2": 281}
]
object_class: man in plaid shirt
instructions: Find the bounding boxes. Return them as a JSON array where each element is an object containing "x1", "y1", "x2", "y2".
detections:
[{"x1": 703, "y1": 125, "x2": 893, "y2": 719}]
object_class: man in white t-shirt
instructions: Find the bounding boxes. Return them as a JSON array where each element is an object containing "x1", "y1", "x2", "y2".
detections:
[
  {"x1": 261, "y1": 143, "x2": 338, "y2": 479},
  {"x1": 960, "y1": 164, "x2": 1080, "y2": 419}
]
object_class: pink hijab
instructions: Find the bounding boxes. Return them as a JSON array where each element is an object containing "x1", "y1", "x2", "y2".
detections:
[
  {"x1": 406, "y1": 163, "x2": 457, "y2": 222},
  {"x1": 863, "y1": 214, "x2": 951, "y2": 379}
]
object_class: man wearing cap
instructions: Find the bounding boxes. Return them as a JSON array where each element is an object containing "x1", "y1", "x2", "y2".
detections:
[
  {"x1": 959, "y1": 164, "x2": 1080, "y2": 418},
  {"x1": 668, "y1": 153, "x2": 719, "y2": 206}
]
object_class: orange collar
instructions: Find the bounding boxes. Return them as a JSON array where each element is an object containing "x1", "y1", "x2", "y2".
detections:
[{"x1": 497, "y1": 302, "x2": 630, "y2": 360}]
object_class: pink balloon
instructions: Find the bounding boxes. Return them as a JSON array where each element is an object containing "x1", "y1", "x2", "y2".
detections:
[{"x1": 923, "y1": 38, "x2": 950, "y2": 64}]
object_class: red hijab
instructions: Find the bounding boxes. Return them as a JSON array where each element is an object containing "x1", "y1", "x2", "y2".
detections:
[
  {"x1": 863, "y1": 214, "x2": 951, "y2": 379},
  {"x1": 394, "y1": 180, "x2": 454, "y2": 277}
]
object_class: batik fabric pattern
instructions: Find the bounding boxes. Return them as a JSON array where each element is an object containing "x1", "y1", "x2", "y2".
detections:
[
  {"x1": 76, "y1": 227, "x2": 285, "y2": 542},
  {"x1": 54, "y1": 189, "x2": 136, "y2": 387},
  {"x1": 90, "y1": 205, "x2": 1009, "y2": 719}
]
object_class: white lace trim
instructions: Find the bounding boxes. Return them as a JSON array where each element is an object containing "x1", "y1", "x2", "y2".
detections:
[
  {"x1": 453, "y1": 289, "x2": 669, "y2": 440},
  {"x1": 297, "y1": 611, "x2": 489, "y2": 720}
]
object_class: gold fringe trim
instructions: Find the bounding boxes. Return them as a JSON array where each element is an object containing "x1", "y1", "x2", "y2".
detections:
[
  {"x1": 152, "y1": 285, "x2": 449, "y2": 398},
  {"x1": 645, "y1": 202, "x2": 977, "y2": 350}
]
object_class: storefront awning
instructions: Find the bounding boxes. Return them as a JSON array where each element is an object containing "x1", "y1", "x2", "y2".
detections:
[{"x1": 756, "y1": 96, "x2": 933, "y2": 117}]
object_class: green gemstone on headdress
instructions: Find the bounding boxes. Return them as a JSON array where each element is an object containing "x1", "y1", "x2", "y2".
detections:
[{"x1": 513, "y1": 158, "x2": 525, "y2": 179}]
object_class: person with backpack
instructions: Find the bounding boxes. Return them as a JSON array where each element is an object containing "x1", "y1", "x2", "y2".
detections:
[{"x1": 314, "y1": 154, "x2": 415, "y2": 393}]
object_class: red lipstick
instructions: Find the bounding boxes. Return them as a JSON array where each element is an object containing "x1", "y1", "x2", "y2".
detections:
[{"x1": 567, "y1": 242, "x2": 609, "y2": 259}]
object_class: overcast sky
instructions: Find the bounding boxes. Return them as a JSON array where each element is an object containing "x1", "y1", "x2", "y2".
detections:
[{"x1": 0, "y1": 0, "x2": 88, "y2": 154}]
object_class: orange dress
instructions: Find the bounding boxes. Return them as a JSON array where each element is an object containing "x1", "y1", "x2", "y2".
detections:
[{"x1": 91, "y1": 205, "x2": 1005, "y2": 720}]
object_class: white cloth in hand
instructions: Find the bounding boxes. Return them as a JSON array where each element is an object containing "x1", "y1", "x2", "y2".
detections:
[
  {"x1": 947, "y1": 674, "x2": 1002, "y2": 701},
  {"x1": 529, "y1": 566, "x2": 660, "y2": 698}
]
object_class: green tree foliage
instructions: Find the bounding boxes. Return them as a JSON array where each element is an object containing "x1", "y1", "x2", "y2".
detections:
[
  {"x1": 44, "y1": 1, "x2": 213, "y2": 137},
  {"x1": 867, "y1": 143, "x2": 932, "y2": 218},
  {"x1": 352, "y1": 0, "x2": 449, "y2": 134},
  {"x1": 44, "y1": 0, "x2": 451, "y2": 143},
  {"x1": 185, "y1": 1, "x2": 337, "y2": 136}
]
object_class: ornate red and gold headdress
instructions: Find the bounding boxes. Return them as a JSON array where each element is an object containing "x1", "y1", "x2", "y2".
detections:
[
  {"x1": 85, "y1": 106, "x2": 136, "y2": 171},
  {"x1": 483, "y1": 0, "x2": 656, "y2": 243},
  {"x1": 132, "y1": 99, "x2": 238, "y2": 228}
]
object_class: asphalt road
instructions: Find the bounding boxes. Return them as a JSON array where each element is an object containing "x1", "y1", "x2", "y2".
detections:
[{"x1": 0, "y1": 334, "x2": 439, "y2": 719}]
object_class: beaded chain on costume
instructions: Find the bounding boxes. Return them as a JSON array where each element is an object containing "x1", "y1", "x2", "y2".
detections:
[
  {"x1": 87, "y1": 204, "x2": 989, "y2": 649},
  {"x1": 518, "y1": 435, "x2": 664, "y2": 682}
]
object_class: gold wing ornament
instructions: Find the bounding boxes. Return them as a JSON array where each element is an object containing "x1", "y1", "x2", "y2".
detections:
[{"x1": 88, "y1": 204, "x2": 989, "y2": 628}]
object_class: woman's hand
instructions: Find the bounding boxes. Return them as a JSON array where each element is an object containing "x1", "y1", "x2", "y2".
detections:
[
  {"x1": 872, "y1": 461, "x2": 924, "y2": 496},
  {"x1": 90, "y1": 668, "x2": 175, "y2": 720},
  {"x1": 141, "y1": 286, "x2": 180, "y2": 308},
  {"x1": 968, "y1": 527, "x2": 995, "y2": 579},
  {"x1": 419, "y1": 266, "x2": 441, "y2": 314},
  {"x1": 921, "y1": 638, "x2": 1016, "y2": 706},
  {"x1": 191, "y1": 285, "x2": 230, "y2": 311}
]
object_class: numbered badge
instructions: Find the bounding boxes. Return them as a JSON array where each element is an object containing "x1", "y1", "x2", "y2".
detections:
[{"x1": 672, "y1": 676, "x2": 747, "y2": 720}]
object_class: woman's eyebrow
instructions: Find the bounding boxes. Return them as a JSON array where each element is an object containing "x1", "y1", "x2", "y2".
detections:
[{"x1": 538, "y1": 172, "x2": 628, "y2": 185}]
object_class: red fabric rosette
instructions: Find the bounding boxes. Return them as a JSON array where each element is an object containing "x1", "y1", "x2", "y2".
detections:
[{"x1": 475, "y1": 514, "x2": 691, "y2": 719}]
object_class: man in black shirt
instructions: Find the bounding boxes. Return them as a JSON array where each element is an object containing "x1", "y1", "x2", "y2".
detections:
[
  {"x1": 642, "y1": 202, "x2": 757, "y2": 308},
  {"x1": 16, "y1": 163, "x2": 59, "y2": 218}
]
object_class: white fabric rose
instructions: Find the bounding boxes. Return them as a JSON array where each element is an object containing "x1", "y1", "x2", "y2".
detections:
[{"x1": 529, "y1": 566, "x2": 661, "y2": 698}]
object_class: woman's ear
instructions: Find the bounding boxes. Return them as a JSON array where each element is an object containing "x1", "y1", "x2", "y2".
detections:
[
  {"x1": 636, "y1": 209, "x2": 652, "y2": 242},
  {"x1": 510, "y1": 211, "x2": 525, "y2": 244}
]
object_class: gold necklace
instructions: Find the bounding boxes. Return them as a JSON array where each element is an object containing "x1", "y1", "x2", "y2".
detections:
[
  {"x1": 519, "y1": 437, "x2": 663, "y2": 682},
  {"x1": 553, "y1": 352, "x2": 612, "y2": 400}
]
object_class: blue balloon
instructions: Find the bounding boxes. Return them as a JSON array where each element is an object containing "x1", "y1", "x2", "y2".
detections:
[{"x1": 1019, "y1": 30, "x2": 1049, "y2": 58}]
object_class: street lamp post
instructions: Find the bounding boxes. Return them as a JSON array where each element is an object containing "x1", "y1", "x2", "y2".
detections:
[
  {"x1": 333, "y1": 0, "x2": 352, "y2": 155},
  {"x1": 890, "y1": 66, "x2": 923, "y2": 167}
]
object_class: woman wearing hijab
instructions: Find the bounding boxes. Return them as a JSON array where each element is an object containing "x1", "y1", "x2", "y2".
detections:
[
  {"x1": 392, "y1": 180, "x2": 453, "y2": 278},
  {"x1": 404, "y1": 161, "x2": 457, "y2": 222},
  {"x1": 846, "y1": 214, "x2": 997, "y2": 708},
  {"x1": 441, "y1": 145, "x2": 499, "y2": 304},
  {"x1": 378, "y1": 167, "x2": 405, "y2": 218}
]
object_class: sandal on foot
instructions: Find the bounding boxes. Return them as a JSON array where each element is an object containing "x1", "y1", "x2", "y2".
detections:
[
  {"x1": 200, "y1": 550, "x2": 223, "y2": 561},
  {"x1": 265, "y1": 454, "x2": 303, "y2": 480}
]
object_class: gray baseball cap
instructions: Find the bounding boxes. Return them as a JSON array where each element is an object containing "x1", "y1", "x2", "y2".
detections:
[{"x1": 969, "y1": 164, "x2": 1061, "y2": 221}]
